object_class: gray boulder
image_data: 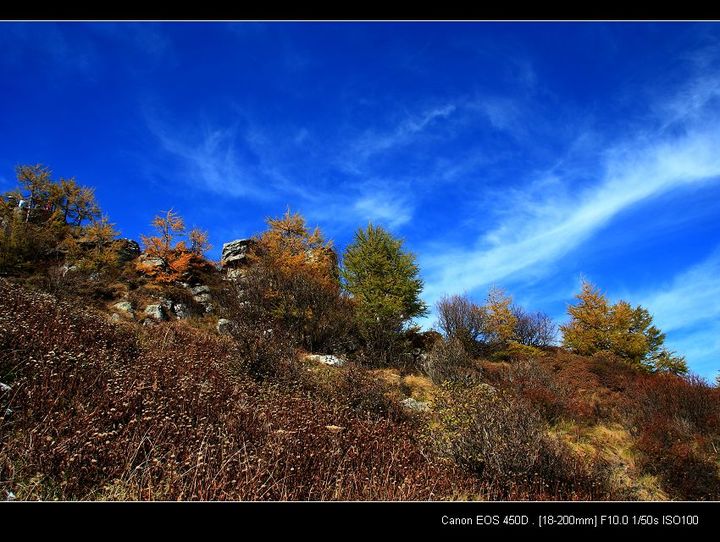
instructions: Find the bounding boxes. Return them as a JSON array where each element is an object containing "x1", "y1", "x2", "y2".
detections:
[
  {"x1": 113, "y1": 301, "x2": 134, "y2": 313},
  {"x1": 303, "y1": 354, "x2": 346, "y2": 367},
  {"x1": 221, "y1": 239, "x2": 254, "y2": 269},
  {"x1": 138, "y1": 254, "x2": 165, "y2": 269},
  {"x1": 193, "y1": 293, "x2": 212, "y2": 304},
  {"x1": 190, "y1": 285, "x2": 210, "y2": 296},
  {"x1": 401, "y1": 397, "x2": 431, "y2": 412},
  {"x1": 173, "y1": 303, "x2": 189, "y2": 319},
  {"x1": 144, "y1": 304, "x2": 166, "y2": 321},
  {"x1": 216, "y1": 318, "x2": 234, "y2": 334}
]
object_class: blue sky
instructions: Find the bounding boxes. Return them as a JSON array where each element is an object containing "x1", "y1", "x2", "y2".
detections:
[{"x1": 1, "y1": 22, "x2": 720, "y2": 379}]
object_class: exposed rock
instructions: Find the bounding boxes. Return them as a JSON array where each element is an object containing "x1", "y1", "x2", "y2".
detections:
[
  {"x1": 0, "y1": 382, "x2": 10, "y2": 394},
  {"x1": 111, "y1": 313, "x2": 121, "y2": 323},
  {"x1": 159, "y1": 298, "x2": 173, "y2": 310},
  {"x1": 173, "y1": 303, "x2": 189, "y2": 319},
  {"x1": 221, "y1": 239, "x2": 254, "y2": 269},
  {"x1": 4, "y1": 490, "x2": 16, "y2": 501},
  {"x1": 400, "y1": 397, "x2": 431, "y2": 413},
  {"x1": 216, "y1": 318, "x2": 234, "y2": 334},
  {"x1": 137, "y1": 254, "x2": 165, "y2": 269},
  {"x1": 190, "y1": 285, "x2": 210, "y2": 296},
  {"x1": 193, "y1": 293, "x2": 212, "y2": 304},
  {"x1": 225, "y1": 267, "x2": 247, "y2": 281},
  {"x1": 114, "y1": 238, "x2": 141, "y2": 262},
  {"x1": 303, "y1": 353, "x2": 346, "y2": 367},
  {"x1": 144, "y1": 304, "x2": 166, "y2": 321},
  {"x1": 113, "y1": 301, "x2": 134, "y2": 313}
]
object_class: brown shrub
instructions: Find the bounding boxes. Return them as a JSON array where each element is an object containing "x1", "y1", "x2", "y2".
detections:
[
  {"x1": 631, "y1": 373, "x2": 720, "y2": 500},
  {"x1": 429, "y1": 381, "x2": 615, "y2": 500},
  {"x1": 423, "y1": 337, "x2": 475, "y2": 385},
  {"x1": 0, "y1": 280, "x2": 474, "y2": 500}
]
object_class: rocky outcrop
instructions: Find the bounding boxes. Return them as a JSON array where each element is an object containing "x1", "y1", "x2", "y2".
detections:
[
  {"x1": 221, "y1": 239, "x2": 254, "y2": 269},
  {"x1": 302, "y1": 353, "x2": 346, "y2": 367}
]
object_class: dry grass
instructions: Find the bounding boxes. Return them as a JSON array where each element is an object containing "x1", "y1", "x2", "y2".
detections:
[{"x1": 0, "y1": 280, "x2": 475, "y2": 500}]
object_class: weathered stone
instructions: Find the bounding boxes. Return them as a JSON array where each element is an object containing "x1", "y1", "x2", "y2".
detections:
[
  {"x1": 144, "y1": 304, "x2": 166, "y2": 321},
  {"x1": 221, "y1": 239, "x2": 254, "y2": 269},
  {"x1": 173, "y1": 303, "x2": 189, "y2": 319},
  {"x1": 225, "y1": 267, "x2": 247, "y2": 281},
  {"x1": 111, "y1": 313, "x2": 121, "y2": 322},
  {"x1": 138, "y1": 254, "x2": 165, "y2": 269},
  {"x1": 0, "y1": 382, "x2": 10, "y2": 394},
  {"x1": 113, "y1": 301, "x2": 134, "y2": 313},
  {"x1": 190, "y1": 285, "x2": 210, "y2": 296},
  {"x1": 303, "y1": 353, "x2": 346, "y2": 367},
  {"x1": 193, "y1": 293, "x2": 212, "y2": 304},
  {"x1": 216, "y1": 318, "x2": 234, "y2": 334},
  {"x1": 400, "y1": 397, "x2": 431, "y2": 413}
]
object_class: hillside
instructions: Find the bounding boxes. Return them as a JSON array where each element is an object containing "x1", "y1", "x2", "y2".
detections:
[{"x1": 1, "y1": 165, "x2": 719, "y2": 501}]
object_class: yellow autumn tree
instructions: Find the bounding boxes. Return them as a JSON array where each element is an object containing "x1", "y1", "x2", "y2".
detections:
[
  {"x1": 560, "y1": 280, "x2": 612, "y2": 355},
  {"x1": 1, "y1": 164, "x2": 103, "y2": 271},
  {"x1": 138, "y1": 209, "x2": 211, "y2": 283},
  {"x1": 560, "y1": 280, "x2": 683, "y2": 373},
  {"x1": 244, "y1": 208, "x2": 348, "y2": 351},
  {"x1": 479, "y1": 286, "x2": 518, "y2": 347}
]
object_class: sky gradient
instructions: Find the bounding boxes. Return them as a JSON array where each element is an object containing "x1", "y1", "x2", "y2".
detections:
[{"x1": 1, "y1": 22, "x2": 719, "y2": 379}]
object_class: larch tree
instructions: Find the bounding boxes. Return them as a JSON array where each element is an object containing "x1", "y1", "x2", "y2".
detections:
[
  {"x1": 341, "y1": 223, "x2": 427, "y2": 362},
  {"x1": 138, "y1": 209, "x2": 211, "y2": 283},
  {"x1": 479, "y1": 286, "x2": 518, "y2": 348},
  {"x1": 561, "y1": 280, "x2": 687, "y2": 374},
  {"x1": 245, "y1": 208, "x2": 345, "y2": 351}
]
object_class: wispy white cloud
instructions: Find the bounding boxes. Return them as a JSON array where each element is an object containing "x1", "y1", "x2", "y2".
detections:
[
  {"x1": 420, "y1": 79, "x2": 720, "y2": 307},
  {"x1": 633, "y1": 249, "x2": 720, "y2": 379},
  {"x1": 346, "y1": 103, "x2": 457, "y2": 167},
  {"x1": 149, "y1": 120, "x2": 271, "y2": 200},
  {"x1": 637, "y1": 249, "x2": 720, "y2": 333},
  {"x1": 305, "y1": 181, "x2": 414, "y2": 232},
  {"x1": 351, "y1": 191, "x2": 413, "y2": 229}
]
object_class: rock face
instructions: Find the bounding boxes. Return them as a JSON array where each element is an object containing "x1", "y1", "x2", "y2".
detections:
[
  {"x1": 216, "y1": 318, "x2": 234, "y2": 335},
  {"x1": 221, "y1": 239, "x2": 254, "y2": 269},
  {"x1": 144, "y1": 304, "x2": 166, "y2": 321},
  {"x1": 400, "y1": 397, "x2": 431, "y2": 413},
  {"x1": 303, "y1": 353, "x2": 346, "y2": 367},
  {"x1": 114, "y1": 239, "x2": 141, "y2": 263}
]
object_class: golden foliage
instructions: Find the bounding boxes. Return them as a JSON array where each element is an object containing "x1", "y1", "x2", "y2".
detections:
[{"x1": 138, "y1": 209, "x2": 211, "y2": 283}]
